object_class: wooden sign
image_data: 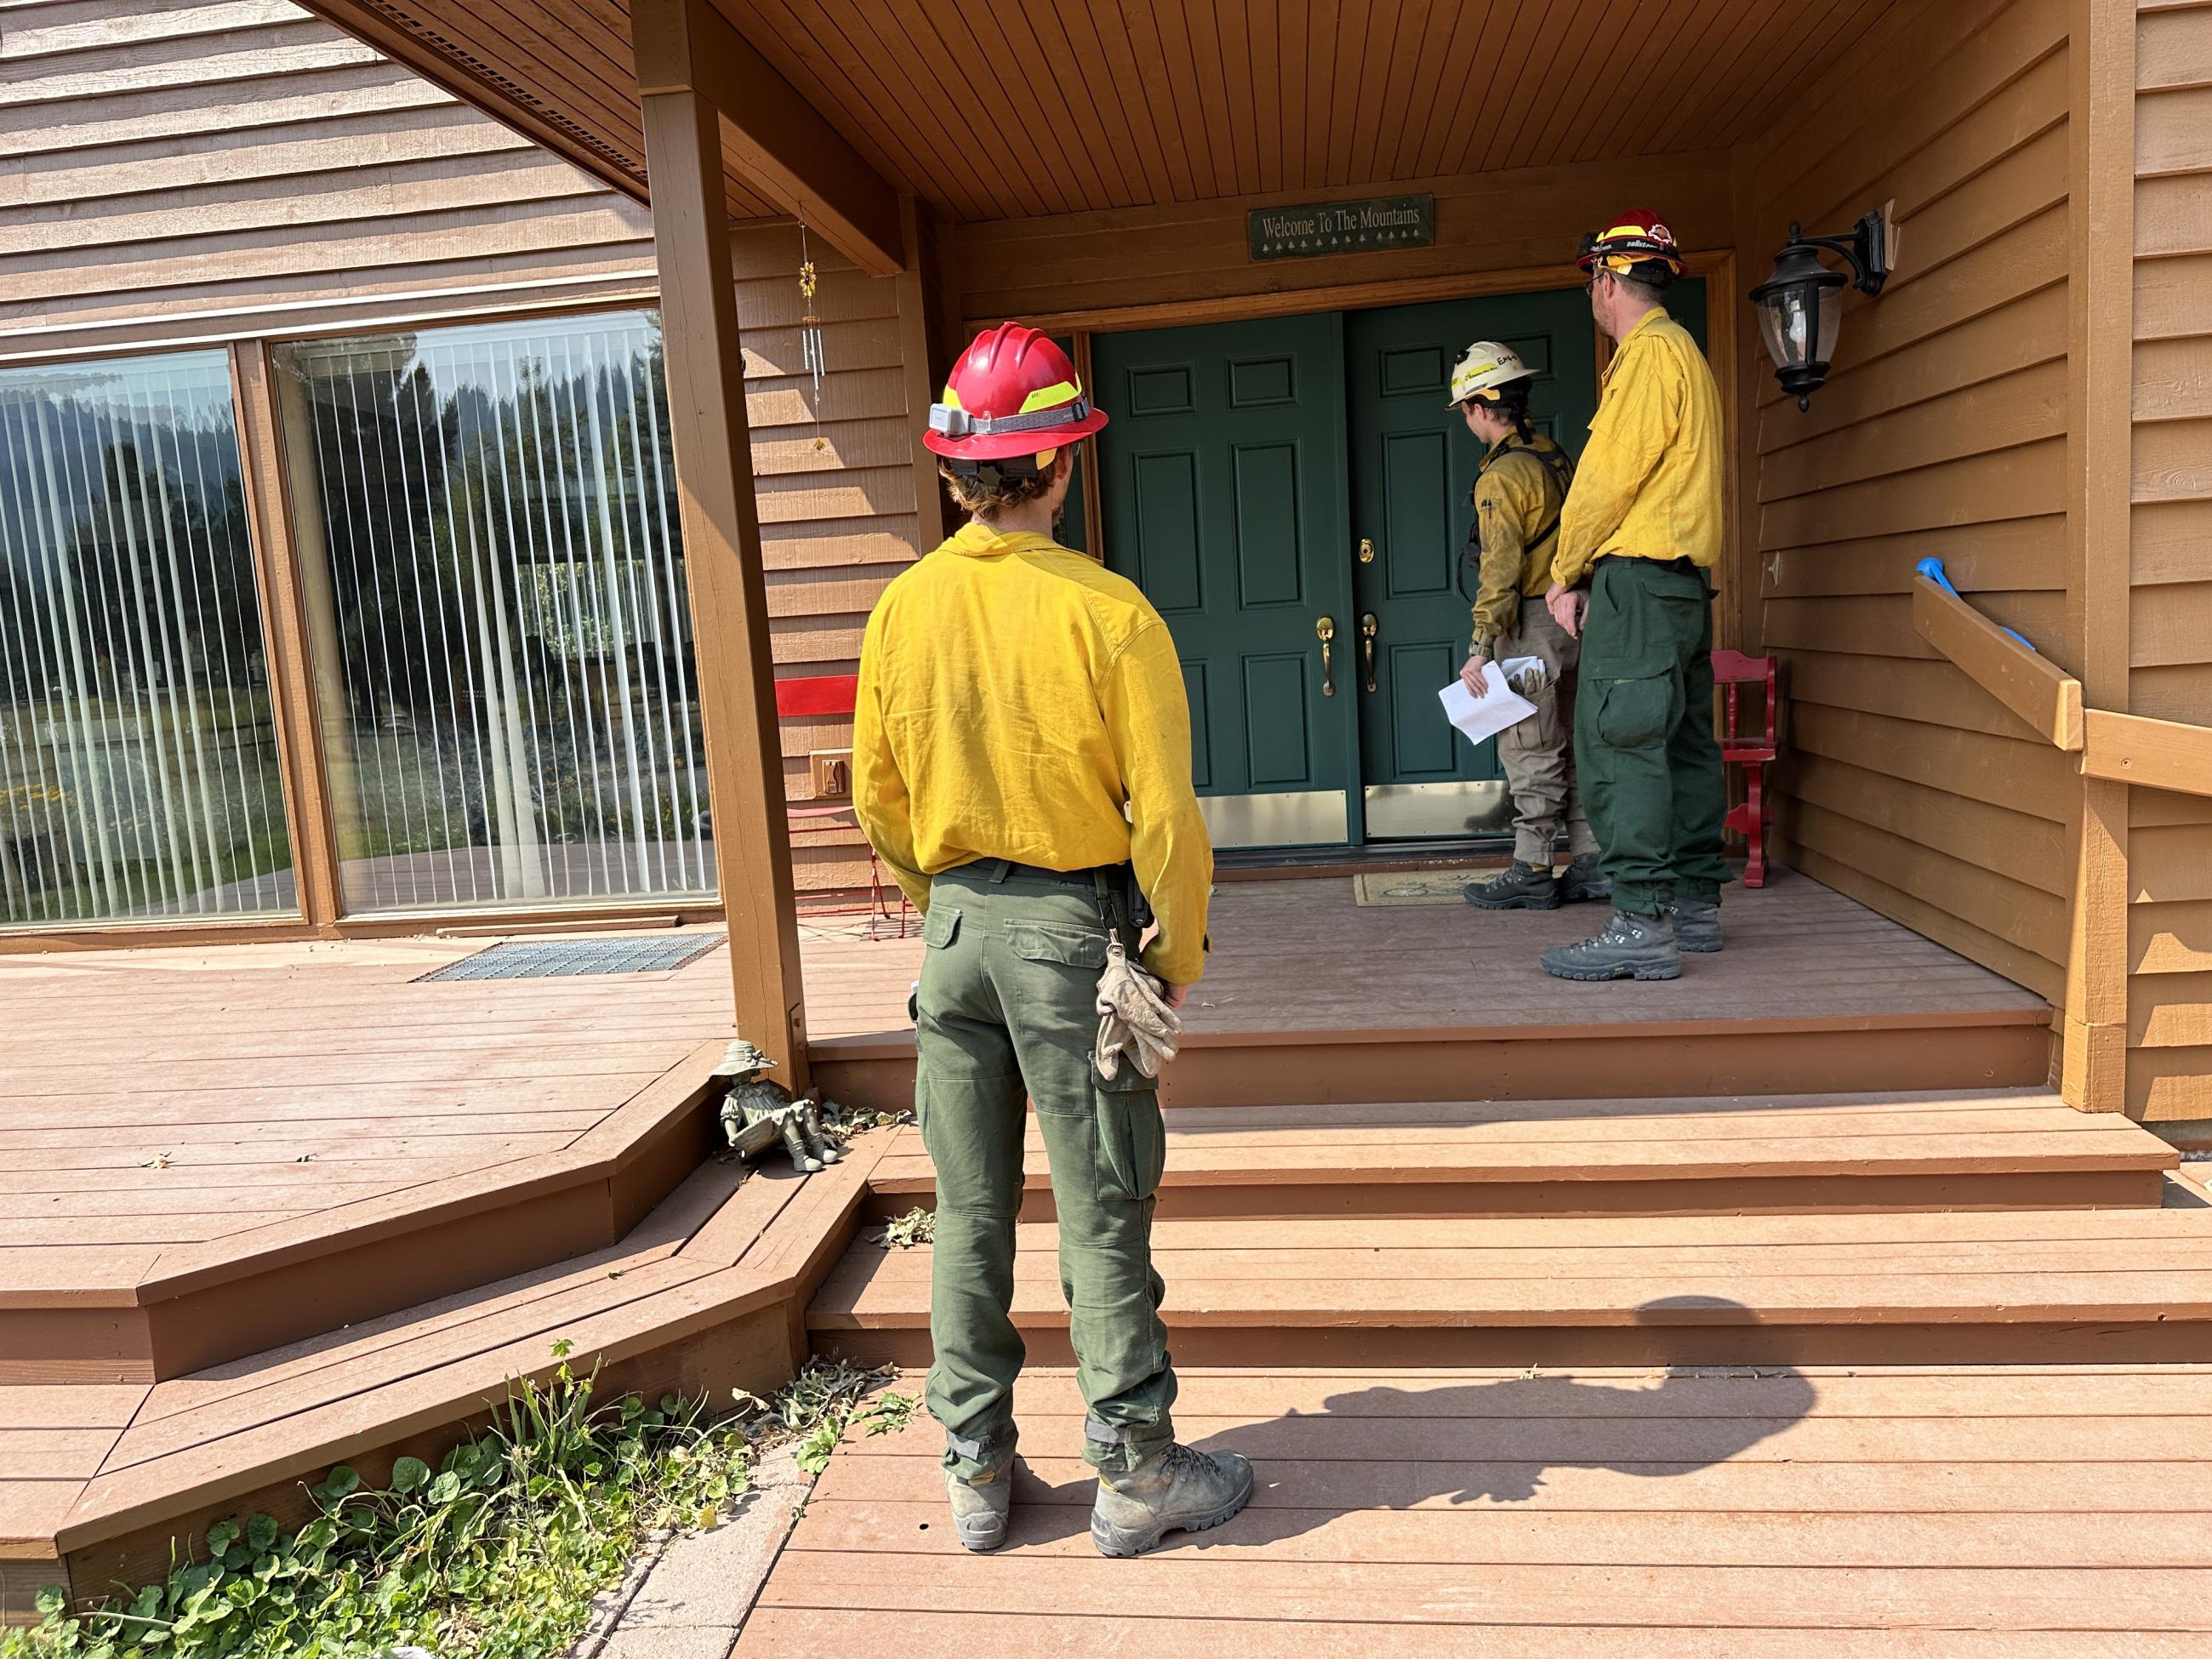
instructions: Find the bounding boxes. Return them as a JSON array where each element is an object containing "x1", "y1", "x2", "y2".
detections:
[{"x1": 1248, "y1": 195, "x2": 1434, "y2": 261}]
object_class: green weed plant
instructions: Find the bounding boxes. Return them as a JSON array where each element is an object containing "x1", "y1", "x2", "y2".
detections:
[{"x1": 5, "y1": 1350, "x2": 904, "y2": 1659}]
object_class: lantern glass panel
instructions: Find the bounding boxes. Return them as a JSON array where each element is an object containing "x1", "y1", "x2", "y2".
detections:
[{"x1": 1757, "y1": 278, "x2": 1844, "y2": 374}]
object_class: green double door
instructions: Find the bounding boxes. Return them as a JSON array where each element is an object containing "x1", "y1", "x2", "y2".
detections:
[{"x1": 1094, "y1": 287, "x2": 1614, "y2": 847}]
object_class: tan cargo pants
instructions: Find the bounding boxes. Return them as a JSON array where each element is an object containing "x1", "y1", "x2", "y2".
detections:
[{"x1": 1492, "y1": 595, "x2": 1601, "y2": 868}]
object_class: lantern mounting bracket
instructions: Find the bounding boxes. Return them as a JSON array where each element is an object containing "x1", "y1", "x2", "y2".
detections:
[
  {"x1": 1782, "y1": 209, "x2": 1890, "y2": 298},
  {"x1": 1750, "y1": 205, "x2": 1895, "y2": 411}
]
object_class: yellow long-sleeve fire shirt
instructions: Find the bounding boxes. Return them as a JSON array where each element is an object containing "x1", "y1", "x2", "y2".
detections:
[
  {"x1": 1466, "y1": 432, "x2": 1575, "y2": 646},
  {"x1": 1552, "y1": 306, "x2": 1725, "y2": 591},
  {"x1": 851, "y1": 519, "x2": 1214, "y2": 984}
]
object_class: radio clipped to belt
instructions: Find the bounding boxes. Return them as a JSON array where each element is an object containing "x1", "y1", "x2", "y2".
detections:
[{"x1": 1090, "y1": 869, "x2": 1182, "y2": 1081}]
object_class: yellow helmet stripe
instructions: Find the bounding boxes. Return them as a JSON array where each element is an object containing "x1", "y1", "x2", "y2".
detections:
[{"x1": 1017, "y1": 379, "x2": 1083, "y2": 414}]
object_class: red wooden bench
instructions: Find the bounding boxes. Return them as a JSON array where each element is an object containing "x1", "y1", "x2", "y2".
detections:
[
  {"x1": 773, "y1": 672, "x2": 909, "y2": 936},
  {"x1": 1713, "y1": 649, "x2": 1779, "y2": 888}
]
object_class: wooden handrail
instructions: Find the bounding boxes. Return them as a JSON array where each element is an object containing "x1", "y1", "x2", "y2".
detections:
[
  {"x1": 1910, "y1": 573, "x2": 2084, "y2": 750},
  {"x1": 1910, "y1": 573, "x2": 2212, "y2": 798},
  {"x1": 2081, "y1": 708, "x2": 2212, "y2": 796}
]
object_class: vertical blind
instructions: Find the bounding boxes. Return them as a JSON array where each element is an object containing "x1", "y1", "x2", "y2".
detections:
[
  {"x1": 275, "y1": 312, "x2": 711, "y2": 914},
  {"x1": 0, "y1": 351, "x2": 294, "y2": 927}
]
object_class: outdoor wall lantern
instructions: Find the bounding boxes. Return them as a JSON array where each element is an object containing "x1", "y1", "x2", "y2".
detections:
[{"x1": 1752, "y1": 207, "x2": 1893, "y2": 409}]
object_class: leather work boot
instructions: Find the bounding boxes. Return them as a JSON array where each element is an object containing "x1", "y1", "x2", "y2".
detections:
[
  {"x1": 1463, "y1": 860, "x2": 1560, "y2": 911},
  {"x1": 944, "y1": 1465, "x2": 1012, "y2": 1553},
  {"x1": 1672, "y1": 897, "x2": 1723, "y2": 953},
  {"x1": 1540, "y1": 909, "x2": 1682, "y2": 982},
  {"x1": 1558, "y1": 852, "x2": 1612, "y2": 904},
  {"x1": 1091, "y1": 1443, "x2": 1255, "y2": 1558}
]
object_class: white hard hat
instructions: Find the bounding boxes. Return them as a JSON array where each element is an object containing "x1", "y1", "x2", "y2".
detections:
[{"x1": 1448, "y1": 339, "x2": 1536, "y2": 408}]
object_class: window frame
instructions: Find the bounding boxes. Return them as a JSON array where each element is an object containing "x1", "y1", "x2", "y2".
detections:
[{"x1": 0, "y1": 297, "x2": 735, "y2": 952}]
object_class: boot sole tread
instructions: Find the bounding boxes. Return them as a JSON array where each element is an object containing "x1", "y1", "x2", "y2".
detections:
[
  {"x1": 1541, "y1": 960, "x2": 1683, "y2": 981},
  {"x1": 1462, "y1": 893, "x2": 1561, "y2": 911},
  {"x1": 953, "y1": 1518, "x2": 1008, "y2": 1553},
  {"x1": 1091, "y1": 1485, "x2": 1255, "y2": 1558}
]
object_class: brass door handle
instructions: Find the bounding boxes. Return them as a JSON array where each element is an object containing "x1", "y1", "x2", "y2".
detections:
[
  {"x1": 1358, "y1": 537, "x2": 1376, "y2": 564},
  {"x1": 1360, "y1": 613, "x2": 1377, "y2": 692},
  {"x1": 1316, "y1": 615, "x2": 1335, "y2": 697}
]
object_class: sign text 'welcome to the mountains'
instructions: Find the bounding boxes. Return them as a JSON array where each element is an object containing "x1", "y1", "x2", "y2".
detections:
[{"x1": 1247, "y1": 195, "x2": 1435, "y2": 261}]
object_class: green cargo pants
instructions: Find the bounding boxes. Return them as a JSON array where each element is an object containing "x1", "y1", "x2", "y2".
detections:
[
  {"x1": 1575, "y1": 557, "x2": 1731, "y2": 919},
  {"x1": 915, "y1": 860, "x2": 1176, "y2": 1483}
]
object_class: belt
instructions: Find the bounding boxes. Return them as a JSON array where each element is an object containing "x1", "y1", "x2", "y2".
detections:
[
  {"x1": 954, "y1": 857, "x2": 1131, "y2": 888},
  {"x1": 1593, "y1": 553, "x2": 1702, "y2": 576}
]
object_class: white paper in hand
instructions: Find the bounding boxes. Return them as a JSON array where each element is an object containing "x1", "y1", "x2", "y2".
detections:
[{"x1": 1438, "y1": 658, "x2": 1542, "y2": 747}]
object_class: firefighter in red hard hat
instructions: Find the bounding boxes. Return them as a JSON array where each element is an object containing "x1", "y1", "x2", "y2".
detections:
[
  {"x1": 1538, "y1": 208, "x2": 1730, "y2": 982},
  {"x1": 852, "y1": 322, "x2": 1251, "y2": 1559}
]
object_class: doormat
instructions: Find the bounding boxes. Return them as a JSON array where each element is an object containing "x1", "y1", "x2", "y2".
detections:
[
  {"x1": 417, "y1": 933, "x2": 727, "y2": 982},
  {"x1": 1350, "y1": 869, "x2": 1501, "y2": 907}
]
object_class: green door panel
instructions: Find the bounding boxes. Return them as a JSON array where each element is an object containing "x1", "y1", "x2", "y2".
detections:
[
  {"x1": 1666, "y1": 276, "x2": 1708, "y2": 354},
  {"x1": 1344, "y1": 289, "x2": 1598, "y2": 824},
  {"x1": 1093, "y1": 314, "x2": 1357, "y2": 843},
  {"x1": 1091, "y1": 285, "x2": 1663, "y2": 847}
]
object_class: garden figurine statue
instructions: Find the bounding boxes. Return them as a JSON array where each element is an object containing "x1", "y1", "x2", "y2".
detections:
[{"x1": 714, "y1": 1038, "x2": 843, "y2": 1174}]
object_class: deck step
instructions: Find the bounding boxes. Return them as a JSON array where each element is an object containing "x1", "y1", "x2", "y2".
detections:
[
  {"x1": 1, "y1": 1137, "x2": 893, "y2": 1610},
  {"x1": 864, "y1": 1091, "x2": 2178, "y2": 1221},
  {"x1": 736, "y1": 1363, "x2": 2212, "y2": 1652},
  {"x1": 805, "y1": 869, "x2": 2057, "y2": 1114},
  {"x1": 807, "y1": 1196, "x2": 2212, "y2": 1369},
  {"x1": 0, "y1": 1044, "x2": 729, "y2": 1388}
]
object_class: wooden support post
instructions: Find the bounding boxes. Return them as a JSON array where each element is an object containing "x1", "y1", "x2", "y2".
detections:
[
  {"x1": 2061, "y1": 0, "x2": 2137, "y2": 1114},
  {"x1": 641, "y1": 83, "x2": 810, "y2": 1085},
  {"x1": 229, "y1": 342, "x2": 343, "y2": 933},
  {"x1": 634, "y1": 0, "x2": 904, "y2": 278}
]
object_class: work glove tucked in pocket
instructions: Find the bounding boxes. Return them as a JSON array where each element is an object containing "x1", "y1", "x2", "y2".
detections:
[{"x1": 1092, "y1": 940, "x2": 1182, "y2": 1081}]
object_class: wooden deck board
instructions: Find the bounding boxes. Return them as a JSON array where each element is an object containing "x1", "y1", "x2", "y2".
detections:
[
  {"x1": 796, "y1": 869, "x2": 2048, "y2": 1047},
  {"x1": 0, "y1": 1139, "x2": 887, "y2": 1585},
  {"x1": 0, "y1": 868, "x2": 2053, "y2": 1323},
  {"x1": 51, "y1": 1140, "x2": 888, "y2": 1562},
  {"x1": 733, "y1": 1365, "x2": 2212, "y2": 1652},
  {"x1": 809, "y1": 1207, "x2": 2212, "y2": 1361},
  {"x1": 865, "y1": 1092, "x2": 2176, "y2": 1214},
  {"x1": 0, "y1": 927, "x2": 738, "y2": 1279},
  {"x1": 738, "y1": 1612, "x2": 2211, "y2": 1656}
]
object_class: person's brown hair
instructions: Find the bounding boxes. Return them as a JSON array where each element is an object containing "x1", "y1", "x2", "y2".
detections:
[
  {"x1": 1613, "y1": 261, "x2": 1676, "y2": 301},
  {"x1": 938, "y1": 450, "x2": 1063, "y2": 522}
]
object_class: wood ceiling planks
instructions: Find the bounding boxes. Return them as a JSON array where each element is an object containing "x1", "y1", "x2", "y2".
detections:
[{"x1": 305, "y1": 0, "x2": 1917, "y2": 226}]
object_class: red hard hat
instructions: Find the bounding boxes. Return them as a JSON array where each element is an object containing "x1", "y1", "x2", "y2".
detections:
[
  {"x1": 924, "y1": 322, "x2": 1109, "y2": 462},
  {"x1": 1576, "y1": 208, "x2": 1684, "y2": 275}
]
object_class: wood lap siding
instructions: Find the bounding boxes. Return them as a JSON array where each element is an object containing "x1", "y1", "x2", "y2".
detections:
[
  {"x1": 733, "y1": 224, "x2": 921, "y2": 897},
  {"x1": 0, "y1": 0, "x2": 663, "y2": 349},
  {"x1": 2129, "y1": 0, "x2": 2212, "y2": 1125},
  {"x1": 955, "y1": 152, "x2": 1738, "y2": 331},
  {"x1": 0, "y1": 0, "x2": 920, "y2": 899},
  {"x1": 1744, "y1": 0, "x2": 2076, "y2": 1005}
]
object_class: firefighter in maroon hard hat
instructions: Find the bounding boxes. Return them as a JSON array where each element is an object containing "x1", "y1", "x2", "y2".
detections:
[{"x1": 852, "y1": 322, "x2": 1252, "y2": 1559}]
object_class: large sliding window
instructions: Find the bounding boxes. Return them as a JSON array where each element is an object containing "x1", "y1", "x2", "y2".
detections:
[
  {"x1": 0, "y1": 351, "x2": 295, "y2": 927},
  {"x1": 274, "y1": 312, "x2": 711, "y2": 915}
]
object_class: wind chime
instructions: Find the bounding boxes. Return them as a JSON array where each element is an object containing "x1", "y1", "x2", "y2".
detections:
[{"x1": 797, "y1": 223, "x2": 827, "y2": 453}]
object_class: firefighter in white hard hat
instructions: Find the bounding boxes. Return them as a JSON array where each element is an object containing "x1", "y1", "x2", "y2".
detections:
[
  {"x1": 852, "y1": 322, "x2": 1252, "y2": 1563},
  {"x1": 1450, "y1": 341, "x2": 1609, "y2": 913}
]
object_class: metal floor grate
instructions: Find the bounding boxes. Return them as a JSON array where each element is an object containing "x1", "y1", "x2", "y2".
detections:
[{"x1": 417, "y1": 933, "x2": 727, "y2": 982}]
